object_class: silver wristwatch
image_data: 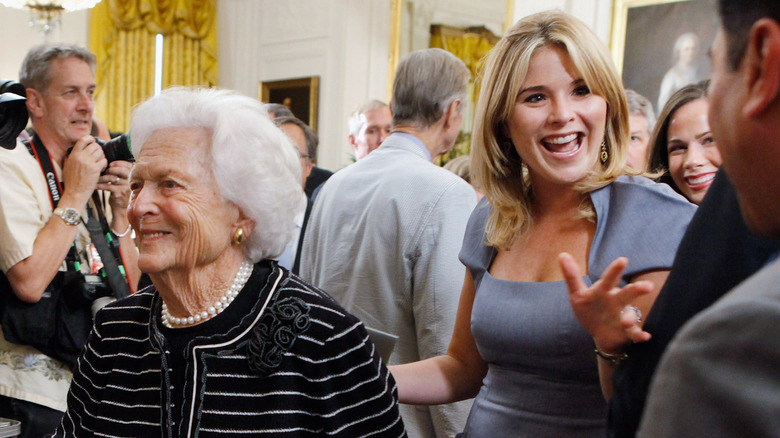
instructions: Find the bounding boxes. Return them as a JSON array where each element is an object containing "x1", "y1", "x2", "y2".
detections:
[{"x1": 52, "y1": 207, "x2": 80, "y2": 226}]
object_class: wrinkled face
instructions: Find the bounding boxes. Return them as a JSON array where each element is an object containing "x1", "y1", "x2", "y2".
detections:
[
  {"x1": 666, "y1": 98, "x2": 721, "y2": 204},
  {"x1": 128, "y1": 127, "x2": 242, "y2": 275},
  {"x1": 279, "y1": 122, "x2": 312, "y2": 188},
  {"x1": 350, "y1": 107, "x2": 392, "y2": 160},
  {"x1": 627, "y1": 114, "x2": 650, "y2": 170},
  {"x1": 507, "y1": 45, "x2": 607, "y2": 188},
  {"x1": 31, "y1": 57, "x2": 95, "y2": 149}
]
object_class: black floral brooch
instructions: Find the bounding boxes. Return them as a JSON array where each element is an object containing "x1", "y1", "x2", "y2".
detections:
[{"x1": 247, "y1": 295, "x2": 311, "y2": 376}]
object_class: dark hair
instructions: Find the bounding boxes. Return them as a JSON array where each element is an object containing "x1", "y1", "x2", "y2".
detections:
[
  {"x1": 718, "y1": 0, "x2": 780, "y2": 70},
  {"x1": 273, "y1": 115, "x2": 319, "y2": 162},
  {"x1": 647, "y1": 80, "x2": 709, "y2": 195}
]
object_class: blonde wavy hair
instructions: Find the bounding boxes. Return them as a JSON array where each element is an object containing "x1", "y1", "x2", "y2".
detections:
[{"x1": 471, "y1": 10, "x2": 633, "y2": 249}]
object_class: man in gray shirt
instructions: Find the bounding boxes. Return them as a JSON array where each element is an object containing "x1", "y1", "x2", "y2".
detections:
[{"x1": 301, "y1": 48, "x2": 476, "y2": 438}]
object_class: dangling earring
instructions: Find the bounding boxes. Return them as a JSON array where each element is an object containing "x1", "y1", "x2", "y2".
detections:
[
  {"x1": 233, "y1": 227, "x2": 244, "y2": 245},
  {"x1": 600, "y1": 139, "x2": 608, "y2": 164}
]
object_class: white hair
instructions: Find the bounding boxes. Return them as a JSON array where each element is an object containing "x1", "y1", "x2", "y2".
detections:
[
  {"x1": 672, "y1": 32, "x2": 700, "y2": 62},
  {"x1": 129, "y1": 87, "x2": 303, "y2": 262},
  {"x1": 347, "y1": 99, "x2": 389, "y2": 137}
]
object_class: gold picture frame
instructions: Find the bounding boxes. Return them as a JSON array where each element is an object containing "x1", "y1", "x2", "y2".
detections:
[
  {"x1": 610, "y1": 0, "x2": 718, "y2": 112},
  {"x1": 259, "y1": 76, "x2": 319, "y2": 132}
]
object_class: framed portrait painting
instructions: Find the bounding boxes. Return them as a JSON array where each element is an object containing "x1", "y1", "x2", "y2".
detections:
[
  {"x1": 259, "y1": 76, "x2": 320, "y2": 132},
  {"x1": 610, "y1": 0, "x2": 718, "y2": 113}
]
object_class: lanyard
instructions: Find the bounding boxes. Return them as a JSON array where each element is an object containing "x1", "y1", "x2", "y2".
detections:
[{"x1": 26, "y1": 134, "x2": 62, "y2": 209}]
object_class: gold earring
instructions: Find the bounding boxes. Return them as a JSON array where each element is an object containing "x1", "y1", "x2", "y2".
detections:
[
  {"x1": 233, "y1": 227, "x2": 244, "y2": 245},
  {"x1": 600, "y1": 140, "x2": 608, "y2": 164}
]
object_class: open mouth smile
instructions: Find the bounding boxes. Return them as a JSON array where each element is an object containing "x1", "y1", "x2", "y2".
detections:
[
  {"x1": 139, "y1": 230, "x2": 171, "y2": 242},
  {"x1": 685, "y1": 173, "x2": 716, "y2": 189},
  {"x1": 541, "y1": 133, "x2": 582, "y2": 157}
]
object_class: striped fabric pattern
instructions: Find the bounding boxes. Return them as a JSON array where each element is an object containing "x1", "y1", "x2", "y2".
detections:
[{"x1": 54, "y1": 268, "x2": 407, "y2": 437}]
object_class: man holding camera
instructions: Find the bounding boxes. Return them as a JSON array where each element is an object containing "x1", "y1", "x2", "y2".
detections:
[{"x1": 0, "y1": 44, "x2": 138, "y2": 437}]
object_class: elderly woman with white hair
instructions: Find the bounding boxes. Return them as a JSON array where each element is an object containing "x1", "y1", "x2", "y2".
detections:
[{"x1": 53, "y1": 87, "x2": 406, "y2": 437}]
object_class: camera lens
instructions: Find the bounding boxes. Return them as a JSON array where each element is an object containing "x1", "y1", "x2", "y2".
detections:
[
  {"x1": 97, "y1": 134, "x2": 134, "y2": 165},
  {"x1": 0, "y1": 80, "x2": 28, "y2": 150}
]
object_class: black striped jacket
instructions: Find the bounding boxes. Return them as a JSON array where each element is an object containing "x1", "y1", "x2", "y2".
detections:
[{"x1": 54, "y1": 264, "x2": 407, "y2": 437}]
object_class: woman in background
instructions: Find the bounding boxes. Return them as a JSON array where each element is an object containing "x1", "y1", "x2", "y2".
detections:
[
  {"x1": 390, "y1": 10, "x2": 695, "y2": 437},
  {"x1": 647, "y1": 80, "x2": 720, "y2": 204}
]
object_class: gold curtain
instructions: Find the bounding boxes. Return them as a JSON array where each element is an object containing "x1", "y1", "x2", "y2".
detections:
[
  {"x1": 430, "y1": 25, "x2": 497, "y2": 78},
  {"x1": 430, "y1": 25, "x2": 498, "y2": 164},
  {"x1": 89, "y1": 0, "x2": 217, "y2": 132}
]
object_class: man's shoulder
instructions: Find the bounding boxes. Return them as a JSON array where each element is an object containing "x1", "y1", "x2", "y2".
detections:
[
  {"x1": 707, "y1": 258, "x2": 780, "y2": 317},
  {"x1": 0, "y1": 142, "x2": 42, "y2": 189},
  {"x1": 0, "y1": 141, "x2": 36, "y2": 166},
  {"x1": 674, "y1": 258, "x2": 780, "y2": 346},
  {"x1": 327, "y1": 149, "x2": 468, "y2": 192},
  {"x1": 375, "y1": 147, "x2": 468, "y2": 185}
]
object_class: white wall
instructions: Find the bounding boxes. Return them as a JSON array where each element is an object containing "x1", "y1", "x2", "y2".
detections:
[
  {"x1": 511, "y1": 0, "x2": 613, "y2": 45},
  {"x1": 0, "y1": 5, "x2": 89, "y2": 84},
  {"x1": 218, "y1": 0, "x2": 391, "y2": 172}
]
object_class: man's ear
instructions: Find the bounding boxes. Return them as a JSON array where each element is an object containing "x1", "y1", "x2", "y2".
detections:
[
  {"x1": 348, "y1": 134, "x2": 357, "y2": 149},
  {"x1": 25, "y1": 88, "x2": 45, "y2": 118},
  {"x1": 743, "y1": 18, "x2": 780, "y2": 118},
  {"x1": 443, "y1": 98, "x2": 462, "y2": 130}
]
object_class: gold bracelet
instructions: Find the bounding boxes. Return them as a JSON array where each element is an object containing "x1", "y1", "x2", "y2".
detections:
[
  {"x1": 111, "y1": 224, "x2": 132, "y2": 238},
  {"x1": 594, "y1": 348, "x2": 628, "y2": 365}
]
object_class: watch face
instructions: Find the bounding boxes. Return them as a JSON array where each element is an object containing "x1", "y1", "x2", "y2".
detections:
[
  {"x1": 63, "y1": 209, "x2": 79, "y2": 223},
  {"x1": 56, "y1": 208, "x2": 80, "y2": 225}
]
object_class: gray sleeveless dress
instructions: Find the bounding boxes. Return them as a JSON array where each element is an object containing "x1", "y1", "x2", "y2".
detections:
[{"x1": 458, "y1": 176, "x2": 696, "y2": 437}]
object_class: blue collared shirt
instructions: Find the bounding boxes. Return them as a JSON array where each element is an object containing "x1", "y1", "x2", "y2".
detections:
[{"x1": 390, "y1": 132, "x2": 432, "y2": 162}]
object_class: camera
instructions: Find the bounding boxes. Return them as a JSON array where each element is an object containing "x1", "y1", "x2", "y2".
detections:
[
  {"x1": 95, "y1": 134, "x2": 134, "y2": 165},
  {"x1": 66, "y1": 133, "x2": 134, "y2": 172},
  {"x1": 82, "y1": 274, "x2": 117, "y2": 317},
  {"x1": 62, "y1": 272, "x2": 117, "y2": 318},
  {"x1": 0, "y1": 79, "x2": 28, "y2": 150}
]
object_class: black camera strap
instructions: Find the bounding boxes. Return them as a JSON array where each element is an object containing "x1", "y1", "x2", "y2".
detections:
[{"x1": 87, "y1": 196, "x2": 130, "y2": 299}]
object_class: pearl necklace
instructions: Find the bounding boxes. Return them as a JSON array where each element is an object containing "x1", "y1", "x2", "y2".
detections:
[{"x1": 161, "y1": 260, "x2": 253, "y2": 328}]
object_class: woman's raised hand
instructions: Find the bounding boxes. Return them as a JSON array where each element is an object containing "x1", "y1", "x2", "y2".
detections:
[{"x1": 558, "y1": 252, "x2": 653, "y2": 354}]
